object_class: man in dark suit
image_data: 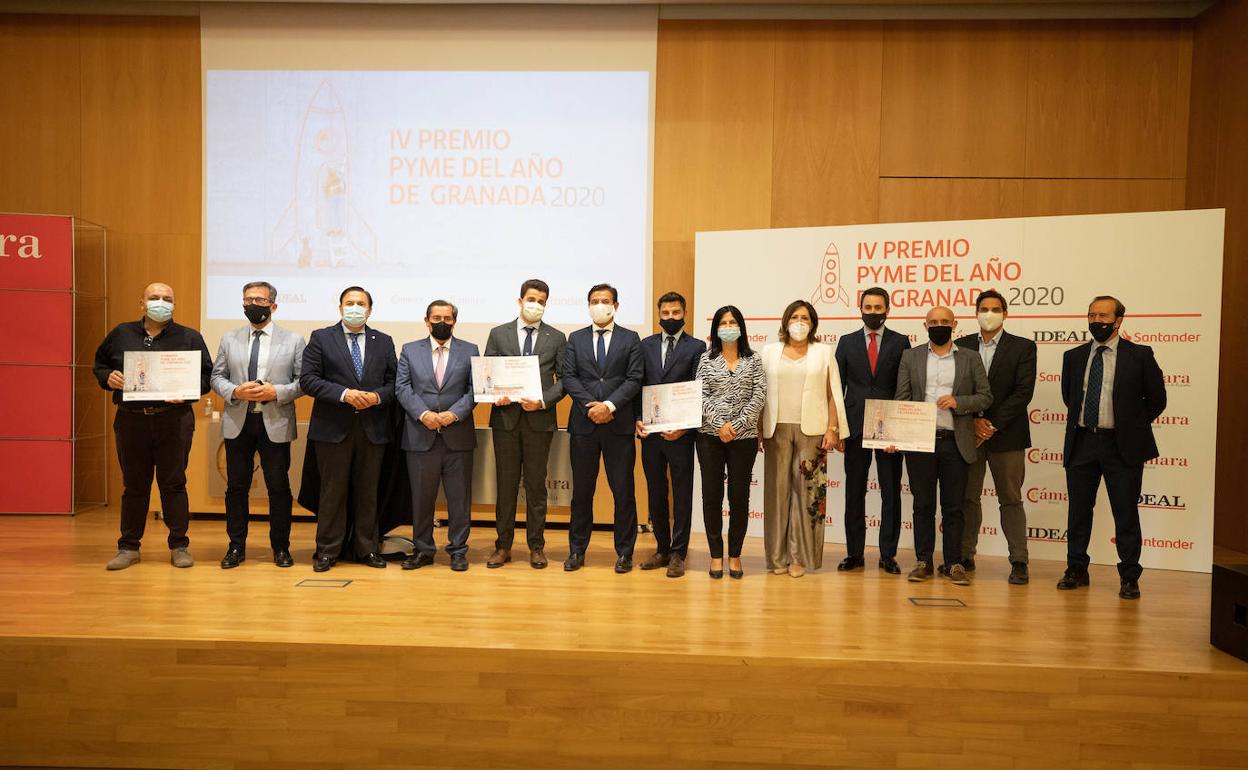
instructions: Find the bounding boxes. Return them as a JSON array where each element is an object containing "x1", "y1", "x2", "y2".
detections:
[
  {"x1": 484, "y1": 279, "x2": 567, "y2": 569},
  {"x1": 1059, "y1": 295, "x2": 1166, "y2": 600},
  {"x1": 955, "y1": 289, "x2": 1037, "y2": 585},
  {"x1": 834, "y1": 286, "x2": 911, "y2": 574},
  {"x1": 561, "y1": 283, "x2": 645, "y2": 573},
  {"x1": 299, "y1": 286, "x2": 397, "y2": 572},
  {"x1": 633, "y1": 291, "x2": 707, "y2": 579},
  {"x1": 395, "y1": 300, "x2": 478, "y2": 572}
]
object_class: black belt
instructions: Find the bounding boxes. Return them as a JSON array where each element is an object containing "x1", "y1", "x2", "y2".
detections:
[
  {"x1": 935, "y1": 429, "x2": 956, "y2": 439},
  {"x1": 1080, "y1": 426, "x2": 1116, "y2": 436},
  {"x1": 118, "y1": 404, "x2": 183, "y2": 416}
]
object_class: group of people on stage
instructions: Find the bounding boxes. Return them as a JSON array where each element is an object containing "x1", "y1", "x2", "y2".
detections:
[{"x1": 92, "y1": 278, "x2": 1166, "y2": 600}]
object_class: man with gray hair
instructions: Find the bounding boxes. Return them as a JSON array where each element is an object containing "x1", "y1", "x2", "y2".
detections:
[{"x1": 210, "y1": 281, "x2": 306, "y2": 568}]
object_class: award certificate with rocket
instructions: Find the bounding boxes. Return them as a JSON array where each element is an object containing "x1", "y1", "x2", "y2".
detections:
[
  {"x1": 471, "y1": 356, "x2": 542, "y2": 403},
  {"x1": 122, "y1": 350, "x2": 203, "y2": 402},
  {"x1": 860, "y1": 399, "x2": 938, "y2": 453}
]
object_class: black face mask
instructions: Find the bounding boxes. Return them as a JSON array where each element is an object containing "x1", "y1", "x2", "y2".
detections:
[
  {"x1": 659, "y1": 317, "x2": 684, "y2": 336},
  {"x1": 243, "y1": 304, "x2": 271, "y2": 325},
  {"x1": 430, "y1": 321, "x2": 454, "y2": 341},
  {"x1": 927, "y1": 325, "x2": 953, "y2": 346},
  {"x1": 1088, "y1": 321, "x2": 1117, "y2": 343},
  {"x1": 862, "y1": 313, "x2": 886, "y2": 331}
]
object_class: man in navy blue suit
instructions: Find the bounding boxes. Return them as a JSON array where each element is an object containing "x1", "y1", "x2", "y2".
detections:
[
  {"x1": 1059, "y1": 295, "x2": 1166, "y2": 600},
  {"x1": 300, "y1": 286, "x2": 397, "y2": 573},
  {"x1": 395, "y1": 300, "x2": 479, "y2": 573},
  {"x1": 634, "y1": 292, "x2": 706, "y2": 578},
  {"x1": 561, "y1": 283, "x2": 645, "y2": 573},
  {"x1": 834, "y1": 286, "x2": 911, "y2": 575}
]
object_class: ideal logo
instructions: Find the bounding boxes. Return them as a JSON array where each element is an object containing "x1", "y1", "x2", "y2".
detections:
[
  {"x1": 0, "y1": 233, "x2": 42, "y2": 259},
  {"x1": 1027, "y1": 527, "x2": 1068, "y2": 543},
  {"x1": 1033, "y1": 330, "x2": 1089, "y2": 343},
  {"x1": 1138, "y1": 494, "x2": 1185, "y2": 510},
  {"x1": 810, "y1": 241, "x2": 851, "y2": 310}
]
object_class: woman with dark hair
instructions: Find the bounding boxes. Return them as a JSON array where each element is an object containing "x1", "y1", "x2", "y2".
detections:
[
  {"x1": 695, "y1": 305, "x2": 766, "y2": 579},
  {"x1": 760, "y1": 299, "x2": 848, "y2": 577}
]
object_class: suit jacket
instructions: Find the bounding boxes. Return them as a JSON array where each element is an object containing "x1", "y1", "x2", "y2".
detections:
[
  {"x1": 633, "y1": 332, "x2": 706, "y2": 442},
  {"x1": 1060, "y1": 337, "x2": 1165, "y2": 467},
  {"x1": 895, "y1": 345, "x2": 993, "y2": 463},
  {"x1": 300, "y1": 323, "x2": 397, "y2": 445},
  {"x1": 835, "y1": 327, "x2": 911, "y2": 439},
  {"x1": 395, "y1": 336, "x2": 479, "y2": 452},
  {"x1": 561, "y1": 324, "x2": 644, "y2": 436},
  {"x1": 954, "y1": 330, "x2": 1037, "y2": 453},
  {"x1": 483, "y1": 319, "x2": 567, "y2": 432},
  {"x1": 211, "y1": 323, "x2": 306, "y2": 442},
  {"x1": 760, "y1": 342, "x2": 850, "y2": 439}
]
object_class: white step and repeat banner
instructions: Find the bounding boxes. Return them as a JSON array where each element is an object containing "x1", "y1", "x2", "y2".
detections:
[{"x1": 693, "y1": 209, "x2": 1224, "y2": 573}]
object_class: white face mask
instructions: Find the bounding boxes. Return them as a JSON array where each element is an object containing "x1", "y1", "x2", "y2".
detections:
[
  {"x1": 787, "y1": 321, "x2": 810, "y2": 342},
  {"x1": 977, "y1": 311, "x2": 1004, "y2": 333},
  {"x1": 521, "y1": 300, "x2": 545, "y2": 324},
  {"x1": 589, "y1": 303, "x2": 615, "y2": 325}
]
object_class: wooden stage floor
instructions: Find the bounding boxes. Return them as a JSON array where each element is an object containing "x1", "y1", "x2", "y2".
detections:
[{"x1": 2, "y1": 508, "x2": 1247, "y2": 769}]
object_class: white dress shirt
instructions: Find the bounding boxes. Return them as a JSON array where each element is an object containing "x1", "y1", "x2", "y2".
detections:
[
  {"x1": 661, "y1": 330, "x2": 683, "y2": 367},
  {"x1": 925, "y1": 343, "x2": 956, "y2": 430},
  {"x1": 592, "y1": 322, "x2": 617, "y2": 412},
  {"x1": 517, "y1": 319, "x2": 541, "y2": 354},
  {"x1": 341, "y1": 321, "x2": 367, "y2": 363},
  {"x1": 247, "y1": 323, "x2": 273, "y2": 382},
  {"x1": 431, "y1": 336, "x2": 453, "y2": 371},
  {"x1": 1079, "y1": 334, "x2": 1119, "y2": 429}
]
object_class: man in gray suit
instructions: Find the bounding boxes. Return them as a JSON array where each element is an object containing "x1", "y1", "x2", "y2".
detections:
[
  {"x1": 483, "y1": 279, "x2": 567, "y2": 569},
  {"x1": 395, "y1": 300, "x2": 479, "y2": 572},
  {"x1": 891, "y1": 306, "x2": 992, "y2": 586},
  {"x1": 210, "y1": 281, "x2": 306, "y2": 568}
]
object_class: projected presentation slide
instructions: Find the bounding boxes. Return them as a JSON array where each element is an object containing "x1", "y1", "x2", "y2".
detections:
[{"x1": 205, "y1": 70, "x2": 649, "y2": 324}]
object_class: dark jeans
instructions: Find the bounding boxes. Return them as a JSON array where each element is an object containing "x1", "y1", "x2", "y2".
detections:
[
  {"x1": 313, "y1": 418, "x2": 384, "y2": 560},
  {"x1": 695, "y1": 433, "x2": 757, "y2": 559},
  {"x1": 114, "y1": 406, "x2": 195, "y2": 551},
  {"x1": 224, "y1": 412, "x2": 293, "y2": 552},
  {"x1": 641, "y1": 433, "x2": 696, "y2": 558},
  {"x1": 408, "y1": 434, "x2": 473, "y2": 557},
  {"x1": 492, "y1": 422, "x2": 554, "y2": 551},
  {"x1": 843, "y1": 436, "x2": 904, "y2": 560},
  {"x1": 1065, "y1": 430, "x2": 1144, "y2": 581},
  {"x1": 905, "y1": 435, "x2": 968, "y2": 567},
  {"x1": 568, "y1": 429, "x2": 637, "y2": 558}
]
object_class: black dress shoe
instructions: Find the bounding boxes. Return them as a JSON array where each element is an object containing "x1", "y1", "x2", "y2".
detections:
[
  {"x1": 836, "y1": 556, "x2": 865, "y2": 572},
  {"x1": 1008, "y1": 562, "x2": 1029, "y2": 585},
  {"x1": 362, "y1": 553, "x2": 387, "y2": 569},
  {"x1": 614, "y1": 556, "x2": 633, "y2": 574},
  {"x1": 273, "y1": 550, "x2": 293, "y2": 568},
  {"x1": 313, "y1": 555, "x2": 336, "y2": 573},
  {"x1": 1056, "y1": 569, "x2": 1090, "y2": 590},
  {"x1": 220, "y1": 547, "x2": 245, "y2": 570},
  {"x1": 961, "y1": 558, "x2": 976, "y2": 573},
  {"x1": 402, "y1": 552, "x2": 435, "y2": 570},
  {"x1": 878, "y1": 557, "x2": 901, "y2": 575},
  {"x1": 1119, "y1": 580, "x2": 1141, "y2": 600},
  {"x1": 729, "y1": 567, "x2": 744, "y2": 580},
  {"x1": 450, "y1": 553, "x2": 469, "y2": 572},
  {"x1": 563, "y1": 552, "x2": 585, "y2": 572}
]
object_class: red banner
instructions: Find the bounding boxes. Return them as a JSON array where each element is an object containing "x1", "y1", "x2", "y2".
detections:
[{"x1": 0, "y1": 213, "x2": 73, "y2": 291}]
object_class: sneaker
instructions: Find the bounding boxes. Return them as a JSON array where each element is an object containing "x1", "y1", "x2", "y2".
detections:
[
  {"x1": 948, "y1": 563, "x2": 971, "y2": 586},
  {"x1": 170, "y1": 548, "x2": 194, "y2": 568},
  {"x1": 106, "y1": 550, "x2": 140, "y2": 571},
  {"x1": 907, "y1": 561, "x2": 933, "y2": 582}
]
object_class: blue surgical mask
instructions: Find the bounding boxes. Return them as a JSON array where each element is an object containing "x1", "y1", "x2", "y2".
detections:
[
  {"x1": 145, "y1": 299, "x2": 173, "y2": 323},
  {"x1": 718, "y1": 326, "x2": 741, "y2": 343},
  {"x1": 342, "y1": 305, "x2": 368, "y2": 327}
]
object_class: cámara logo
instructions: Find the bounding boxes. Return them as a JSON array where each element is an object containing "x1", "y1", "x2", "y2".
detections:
[
  {"x1": 1029, "y1": 408, "x2": 1067, "y2": 425},
  {"x1": 1026, "y1": 448, "x2": 1064, "y2": 465},
  {"x1": 0, "y1": 232, "x2": 43, "y2": 259},
  {"x1": 1025, "y1": 487, "x2": 1069, "y2": 504}
]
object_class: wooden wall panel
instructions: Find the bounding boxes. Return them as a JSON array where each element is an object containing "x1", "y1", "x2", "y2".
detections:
[
  {"x1": 1022, "y1": 178, "x2": 1186, "y2": 216},
  {"x1": 880, "y1": 21, "x2": 1029, "y2": 178},
  {"x1": 770, "y1": 21, "x2": 882, "y2": 228},
  {"x1": 878, "y1": 178, "x2": 1025, "y2": 223}
]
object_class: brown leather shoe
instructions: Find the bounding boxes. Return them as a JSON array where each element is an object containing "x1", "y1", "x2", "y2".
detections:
[
  {"x1": 486, "y1": 548, "x2": 511, "y2": 569},
  {"x1": 640, "y1": 552, "x2": 670, "y2": 571},
  {"x1": 529, "y1": 548, "x2": 548, "y2": 569},
  {"x1": 666, "y1": 554, "x2": 685, "y2": 578}
]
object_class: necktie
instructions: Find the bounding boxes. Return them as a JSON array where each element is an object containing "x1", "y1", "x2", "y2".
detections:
[
  {"x1": 665, "y1": 335, "x2": 675, "y2": 367},
  {"x1": 349, "y1": 333, "x2": 363, "y2": 380},
  {"x1": 523, "y1": 326, "x2": 535, "y2": 356},
  {"x1": 435, "y1": 345, "x2": 447, "y2": 388},
  {"x1": 596, "y1": 329, "x2": 607, "y2": 370},
  {"x1": 867, "y1": 332, "x2": 879, "y2": 375},
  {"x1": 1083, "y1": 345, "x2": 1108, "y2": 428},
  {"x1": 247, "y1": 329, "x2": 262, "y2": 381}
]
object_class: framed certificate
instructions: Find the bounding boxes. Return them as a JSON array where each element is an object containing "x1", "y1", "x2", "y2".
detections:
[
  {"x1": 122, "y1": 350, "x2": 202, "y2": 402},
  {"x1": 641, "y1": 380, "x2": 703, "y2": 432},
  {"x1": 861, "y1": 399, "x2": 938, "y2": 453},
  {"x1": 471, "y1": 356, "x2": 542, "y2": 403}
]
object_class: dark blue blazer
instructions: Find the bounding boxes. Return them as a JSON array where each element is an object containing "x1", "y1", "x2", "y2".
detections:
[
  {"x1": 1060, "y1": 337, "x2": 1166, "y2": 467},
  {"x1": 633, "y1": 332, "x2": 706, "y2": 441},
  {"x1": 834, "y1": 326, "x2": 910, "y2": 440},
  {"x1": 300, "y1": 323, "x2": 397, "y2": 445},
  {"x1": 561, "y1": 325, "x2": 644, "y2": 436},
  {"x1": 395, "y1": 337, "x2": 478, "y2": 452}
]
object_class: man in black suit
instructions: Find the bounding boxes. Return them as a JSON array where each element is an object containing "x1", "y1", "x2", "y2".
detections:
[
  {"x1": 300, "y1": 286, "x2": 397, "y2": 572},
  {"x1": 834, "y1": 286, "x2": 910, "y2": 574},
  {"x1": 1059, "y1": 295, "x2": 1166, "y2": 600},
  {"x1": 484, "y1": 279, "x2": 567, "y2": 570},
  {"x1": 634, "y1": 291, "x2": 707, "y2": 579},
  {"x1": 955, "y1": 289, "x2": 1037, "y2": 585},
  {"x1": 561, "y1": 283, "x2": 645, "y2": 573}
]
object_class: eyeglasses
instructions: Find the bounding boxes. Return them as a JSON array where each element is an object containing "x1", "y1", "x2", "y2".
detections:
[{"x1": 243, "y1": 298, "x2": 273, "y2": 307}]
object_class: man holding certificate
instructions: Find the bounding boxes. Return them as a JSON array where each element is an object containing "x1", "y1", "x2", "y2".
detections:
[
  {"x1": 891, "y1": 306, "x2": 992, "y2": 586},
  {"x1": 93, "y1": 282, "x2": 211, "y2": 570}
]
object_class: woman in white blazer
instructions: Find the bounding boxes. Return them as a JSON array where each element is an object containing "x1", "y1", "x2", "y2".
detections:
[{"x1": 760, "y1": 300, "x2": 849, "y2": 577}]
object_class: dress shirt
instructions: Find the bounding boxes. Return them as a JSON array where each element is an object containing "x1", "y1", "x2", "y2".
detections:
[
  {"x1": 925, "y1": 343, "x2": 956, "y2": 430},
  {"x1": 1079, "y1": 334, "x2": 1119, "y2": 429}
]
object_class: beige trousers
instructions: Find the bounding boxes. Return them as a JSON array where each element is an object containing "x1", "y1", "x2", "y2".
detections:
[{"x1": 763, "y1": 423, "x2": 828, "y2": 570}]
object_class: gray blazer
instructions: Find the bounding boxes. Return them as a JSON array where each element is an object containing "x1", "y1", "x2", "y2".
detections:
[
  {"x1": 895, "y1": 344, "x2": 992, "y2": 463},
  {"x1": 210, "y1": 323, "x2": 306, "y2": 442},
  {"x1": 483, "y1": 319, "x2": 567, "y2": 432}
]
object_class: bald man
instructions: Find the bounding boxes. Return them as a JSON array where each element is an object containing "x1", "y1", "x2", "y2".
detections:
[
  {"x1": 93, "y1": 282, "x2": 212, "y2": 570},
  {"x1": 890, "y1": 306, "x2": 992, "y2": 586}
]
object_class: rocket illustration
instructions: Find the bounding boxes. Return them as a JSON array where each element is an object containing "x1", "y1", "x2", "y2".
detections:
[
  {"x1": 810, "y1": 241, "x2": 851, "y2": 309},
  {"x1": 270, "y1": 79, "x2": 377, "y2": 268}
]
